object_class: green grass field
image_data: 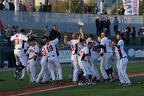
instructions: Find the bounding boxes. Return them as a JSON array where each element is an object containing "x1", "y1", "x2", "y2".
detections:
[{"x1": 0, "y1": 62, "x2": 144, "y2": 96}]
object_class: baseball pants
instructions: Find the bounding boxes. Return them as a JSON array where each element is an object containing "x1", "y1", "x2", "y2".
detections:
[
  {"x1": 36, "y1": 56, "x2": 48, "y2": 83},
  {"x1": 71, "y1": 54, "x2": 79, "y2": 82},
  {"x1": 14, "y1": 49, "x2": 28, "y2": 67},
  {"x1": 78, "y1": 60, "x2": 88, "y2": 77},
  {"x1": 100, "y1": 53, "x2": 113, "y2": 79},
  {"x1": 118, "y1": 58, "x2": 131, "y2": 84},
  {"x1": 90, "y1": 55, "x2": 100, "y2": 80},
  {"x1": 27, "y1": 60, "x2": 37, "y2": 82},
  {"x1": 48, "y1": 56, "x2": 62, "y2": 81}
]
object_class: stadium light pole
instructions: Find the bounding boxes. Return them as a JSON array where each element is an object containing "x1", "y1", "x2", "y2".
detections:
[{"x1": 69, "y1": 0, "x2": 71, "y2": 13}]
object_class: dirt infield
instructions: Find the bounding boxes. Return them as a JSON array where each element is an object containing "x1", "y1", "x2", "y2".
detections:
[{"x1": 0, "y1": 72, "x2": 144, "y2": 96}]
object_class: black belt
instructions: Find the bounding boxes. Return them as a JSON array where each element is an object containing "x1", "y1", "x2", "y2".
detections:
[
  {"x1": 15, "y1": 48, "x2": 22, "y2": 50},
  {"x1": 48, "y1": 55, "x2": 55, "y2": 58}
]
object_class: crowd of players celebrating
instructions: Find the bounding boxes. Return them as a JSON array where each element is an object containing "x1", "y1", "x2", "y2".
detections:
[{"x1": 10, "y1": 28, "x2": 131, "y2": 87}]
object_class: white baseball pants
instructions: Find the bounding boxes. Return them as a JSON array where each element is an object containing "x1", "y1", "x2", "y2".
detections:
[
  {"x1": 100, "y1": 53, "x2": 113, "y2": 79},
  {"x1": 118, "y1": 58, "x2": 131, "y2": 84},
  {"x1": 48, "y1": 56, "x2": 62, "y2": 81}
]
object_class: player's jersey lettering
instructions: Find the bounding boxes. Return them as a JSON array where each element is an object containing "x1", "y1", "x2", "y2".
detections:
[
  {"x1": 47, "y1": 45, "x2": 53, "y2": 52},
  {"x1": 14, "y1": 39, "x2": 19, "y2": 45},
  {"x1": 42, "y1": 48, "x2": 46, "y2": 56}
]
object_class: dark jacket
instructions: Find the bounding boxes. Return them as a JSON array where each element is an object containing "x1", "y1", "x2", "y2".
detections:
[
  {"x1": 49, "y1": 29, "x2": 61, "y2": 40},
  {"x1": 131, "y1": 29, "x2": 136, "y2": 37},
  {"x1": 95, "y1": 19, "x2": 99, "y2": 27},
  {"x1": 47, "y1": 5, "x2": 52, "y2": 12},
  {"x1": 0, "y1": 2, "x2": 4, "y2": 10},
  {"x1": 9, "y1": 2, "x2": 15, "y2": 10}
]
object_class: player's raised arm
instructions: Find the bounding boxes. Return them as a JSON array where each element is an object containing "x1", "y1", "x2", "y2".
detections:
[
  {"x1": 64, "y1": 33, "x2": 68, "y2": 45},
  {"x1": 78, "y1": 30, "x2": 84, "y2": 39}
]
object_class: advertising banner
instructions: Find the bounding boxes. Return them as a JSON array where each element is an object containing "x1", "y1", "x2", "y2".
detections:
[{"x1": 123, "y1": 0, "x2": 139, "y2": 15}]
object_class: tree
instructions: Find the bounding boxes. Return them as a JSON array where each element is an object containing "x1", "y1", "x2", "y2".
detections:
[
  {"x1": 52, "y1": 0, "x2": 69, "y2": 13},
  {"x1": 139, "y1": 1, "x2": 144, "y2": 15},
  {"x1": 71, "y1": 0, "x2": 84, "y2": 13}
]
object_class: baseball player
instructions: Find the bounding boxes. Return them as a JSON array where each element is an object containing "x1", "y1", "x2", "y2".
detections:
[
  {"x1": 98, "y1": 32, "x2": 113, "y2": 83},
  {"x1": 64, "y1": 32, "x2": 84, "y2": 84},
  {"x1": 10, "y1": 29, "x2": 28, "y2": 80},
  {"x1": 86, "y1": 34, "x2": 100, "y2": 81},
  {"x1": 78, "y1": 41, "x2": 94, "y2": 85},
  {"x1": 20, "y1": 41, "x2": 30, "y2": 80},
  {"x1": 45, "y1": 36, "x2": 63, "y2": 85},
  {"x1": 26, "y1": 38, "x2": 39, "y2": 84},
  {"x1": 20, "y1": 30, "x2": 32, "y2": 81},
  {"x1": 35, "y1": 41, "x2": 50, "y2": 84},
  {"x1": 112, "y1": 40, "x2": 119, "y2": 79},
  {"x1": 116, "y1": 34, "x2": 131, "y2": 86}
]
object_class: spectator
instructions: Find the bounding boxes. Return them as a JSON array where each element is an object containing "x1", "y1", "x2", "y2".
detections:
[
  {"x1": 99, "y1": 18, "x2": 104, "y2": 34},
  {"x1": 19, "y1": 1, "x2": 24, "y2": 11},
  {"x1": 3, "y1": 0, "x2": 10, "y2": 10},
  {"x1": 113, "y1": 16, "x2": 119, "y2": 34},
  {"x1": 87, "y1": 6, "x2": 92, "y2": 14},
  {"x1": 94, "y1": 6, "x2": 100, "y2": 14},
  {"x1": 43, "y1": 3, "x2": 47, "y2": 12},
  {"x1": 125, "y1": 25, "x2": 131, "y2": 45},
  {"x1": 104, "y1": 17, "x2": 111, "y2": 36},
  {"x1": 0, "y1": 20, "x2": 3, "y2": 36},
  {"x1": 120, "y1": 30, "x2": 125, "y2": 39},
  {"x1": 131, "y1": 26, "x2": 136, "y2": 45},
  {"x1": 124, "y1": 28, "x2": 130, "y2": 45},
  {"x1": 0, "y1": 1, "x2": 4, "y2": 10},
  {"x1": 84, "y1": 5, "x2": 88, "y2": 14},
  {"x1": 95, "y1": 17, "x2": 100, "y2": 35},
  {"x1": 43, "y1": 26, "x2": 49, "y2": 36},
  {"x1": 8, "y1": 0, "x2": 15, "y2": 10},
  {"x1": 13, "y1": 26, "x2": 19, "y2": 35},
  {"x1": 138, "y1": 27, "x2": 144, "y2": 45},
  {"x1": 49, "y1": 25, "x2": 61, "y2": 40},
  {"x1": 47, "y1": 2, "x2": 52, "y2": 12},
  {"x1": 29, "y1": 4, "x2": 36, "y2": 12},
  {"x1": 23, "y1": 2, "x2": 27, "y2": 11},
  {"x1": 38, "y1": 2, "x2": 44, "y2": 12},
  {"x1": 103, "y1": 10, "x2": 108, "y2": 14},
  {"x1": 6, "y1": 26, "x2": 13, "y2": 47}
]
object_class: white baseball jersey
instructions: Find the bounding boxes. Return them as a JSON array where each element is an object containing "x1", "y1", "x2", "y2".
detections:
[
  {"x1": 11, "y1": 33, "x2": 28, "y2": 49},
  {"x1": 78, "y1": 44, "x2": 85, "y2": 54},
  {"x1": 26, "y1": 44, "x2": 39, "y2": 62},
  {"x1": 41, "y1": 45, "x2": 47, "y2": 57},
  {"x1": 100, "y1": 37, "x2": 113, "y2": 53},
  {"x1": 78, "y1": 46, "x2": 90, "y2": 61},
  {"x1": 67, "y1": 39, "x2": 79, "y2": 55},
  {"x1": 114, "y1": 47, "x2": 120, "y2": 60},
  {"x1": 90, "y1": 40, "x2": 99, "y2": 55},
  {"x1": 45, "y1": 38, "x2": 59, "y2": 57},
  {"x1": 117, "y1": 39, "x2": 127, "y2": 57}
]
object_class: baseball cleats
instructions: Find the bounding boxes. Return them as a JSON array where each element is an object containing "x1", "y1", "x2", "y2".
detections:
[
  {"x1": 52, "y1": 80, "x2": 56, "y2": 85},
  {"x1": 73, "y1": 81, "x2": 78, "y2": 85},
  {"x1": 13, "y1": 71, "x2": 20, "y2": 80},
  {"x1": 59, "y1": 80, "x2": 64, "y2": 85},
  {"x1": 123, "y1": 83, "x2": 131, "y2": 86}
]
